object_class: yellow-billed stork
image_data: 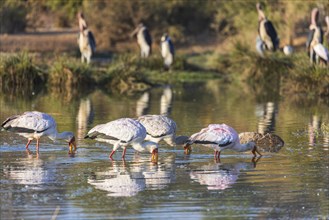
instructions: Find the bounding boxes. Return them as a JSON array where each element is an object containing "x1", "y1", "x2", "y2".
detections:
[{"x1": 1, "y1": 111, "x2": 76, "y2": 154}]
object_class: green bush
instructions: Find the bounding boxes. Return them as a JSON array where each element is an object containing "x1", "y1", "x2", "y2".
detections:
[
  {"x1": 0, "y1": 52, "x2": 44, "y2": 90},
  {"x1": 48, "y1": 56, "x2": 95, "y2": 88}
]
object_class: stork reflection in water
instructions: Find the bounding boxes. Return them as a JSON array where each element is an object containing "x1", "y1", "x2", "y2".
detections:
[
  {"x1": 136, "y1": 91, "x2": 150, "y2": 117},
  {"x1": 88, "y1": 155, "x2": 175, "y2": 197},
  {"x1": 256, "y1": 102, "x2": 277, "y2": 135},
  {"x1": 190, "y1": 161, "x2": 257, "y2": 191},
  {"x1": 76, "y1": 98, "x2": 93, "y2": 143}
]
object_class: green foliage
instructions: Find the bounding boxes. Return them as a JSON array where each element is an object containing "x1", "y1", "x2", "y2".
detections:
[
  {"x1": 0, "y1": 0, "x2": 27, "y2": 33},
  {"x1": 0, "y1": 52, "x2": 44, "y2": 90},
  {"x1": 105, "y1": 54, "x2": 152, "y2": 94},
  {"x1": 49, "y1": 56, "x2": 95, "y2": 88}
]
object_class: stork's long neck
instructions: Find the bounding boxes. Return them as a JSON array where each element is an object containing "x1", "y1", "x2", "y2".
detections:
[
  {"x1": 49, "y1": 131, "x2": 68, "y2": 141},
  {"x1": 257, "y1": 7, "x2": 266, "y2": 22},
  {"x1": 231, "y1": 142, "x2": 253, "y2": 152},
  {"x1": 311, "y1": 9, "x2": 319, "y2": 26},
  {"x1": 132, "y1": 141, "x2": 158, "y2": 153}
]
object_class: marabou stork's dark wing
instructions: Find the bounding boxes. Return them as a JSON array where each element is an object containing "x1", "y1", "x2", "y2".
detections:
[
  {"x1": 88, "y1": 31, "x2": 96, "y2": 53},
  {"x1": 264, "y1": 20, "x2": 278, "y2": 51},
  {"x1": 306, "y1": 29, "x2": 315, "y2": 50},
  {"x1": 143, "y1": 28, "x2": 152, "y2": 46},
  {"x1": 169, "y1": 39, "x2": 175, "y2": 56}
]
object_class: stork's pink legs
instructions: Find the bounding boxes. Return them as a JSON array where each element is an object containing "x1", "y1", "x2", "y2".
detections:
[
  {"x1": 36, "y1": 139, "x2": 40, "y2": 153},
  {"x1": 109, "y1": 150, "x2": 116, "y2": 160},
  {"x1": 25, "y1": 140, "x2": 32, "y2": 149},
  {"x1": 122, "y1": 147, "x2": 127, "y2": 159},
  {"x1": 214, "y1": 150, "x2": 221, "y2": 159}
]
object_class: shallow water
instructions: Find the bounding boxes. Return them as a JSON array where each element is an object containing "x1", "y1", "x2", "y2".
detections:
[{"x1": 1, "y1": 81, "x2": 328, "y2": 219}]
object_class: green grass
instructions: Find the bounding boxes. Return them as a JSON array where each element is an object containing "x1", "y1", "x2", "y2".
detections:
[
  {"x1": 0, "y1": 50, "x2": 328, "y2": 97},
  {"x1": 49, "y1": 56, "x2": 96, "y2": 88},
  {"x1": 0, "y1": 52, "x2": 45, "y2": 91}
]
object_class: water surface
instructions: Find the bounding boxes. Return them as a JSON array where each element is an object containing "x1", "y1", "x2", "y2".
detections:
[{"x1": 1, "y1": 81, "x2": 328, "y2": 219}]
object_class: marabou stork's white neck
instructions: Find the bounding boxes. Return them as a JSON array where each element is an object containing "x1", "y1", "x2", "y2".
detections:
[
  {"x1": 256, "y1": 3, "x2": 266, "y2": 22},
  {"x1": 78, "y1": 12, "x2": 88, "y2": 32},
  {"x1": 311, "y1": 8, "x2": 319, "y2": 26}
]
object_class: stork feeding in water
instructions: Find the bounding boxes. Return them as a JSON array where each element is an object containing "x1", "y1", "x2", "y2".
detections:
[
  {"x1": 1, "y1": 111, "x2": 76, "y2": 155},
  {"x1": 77, "y1": 12, "x2": 96, "y2": 64},
  {"x1": 137, "y1": 114, "x2": 188, "y2": 147},
  {"x1": 256, "y1": 3, "x2": 280, "y2": 56},
  {"x1": 131, "y1": 23, "x2": 152, "y2": 58},
  {"x1": 161, "y1": 33, "x2": 175, "y2": 70},
  {"x1": 183, "y1": 124, "x2": 262, "y2": 160},
  {"x1": 306, "y1": 8, "x2": 328, "y2": 65},
  {"x1": 85, "y1": 118, "x2": 158, "y2": 162}
]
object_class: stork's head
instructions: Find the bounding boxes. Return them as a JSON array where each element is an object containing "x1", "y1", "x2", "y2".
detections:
[
  {"x1": 256, "y1": 2, "x2": 262, "y2": 11},
  {"x1": 161, "y1": 33, "x2": 169, "y2": 42},
  {"x1": 78, "y1": 12, "x2": 88, "y2": 31},
  {"x1": 256, "y1": 2, "x2": 266, "y2": 21},
  {"x1": 183, "y1": 141, "x2": 192, "y2": 155},
  {"x1": 61, "y1": 131, "x2": 77, "y2": 154},
  {"x1": 130, "y1": 23, "x2": 145, "y2": 37}
]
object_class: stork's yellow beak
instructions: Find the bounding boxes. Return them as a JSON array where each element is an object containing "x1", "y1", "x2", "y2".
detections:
[
  {"x1": 69, "y1": 140, "x2": 77, "y2": 154},
  {"x1": 151, "y1": 149, "x2": 158, "y2": 163},
  {"x1": 184, "y1": 144, "x2": 192, "y2": 154}
]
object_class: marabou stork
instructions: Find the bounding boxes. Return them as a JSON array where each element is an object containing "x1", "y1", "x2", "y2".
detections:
[
  {"x1": 161, "y1": 33, "x2": 175, "y2": 69},
  {"x1": 131, "y1": 23, "x2": 152, "y2": 58},
  {"x1": 78, "y1": 12, "x2": 96, "y2": 64},
  {"x1": 256, "y1": 3, "x2": 280, "y2": 54}
]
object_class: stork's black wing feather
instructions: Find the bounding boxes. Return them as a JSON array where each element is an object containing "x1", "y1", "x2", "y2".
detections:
[
  {"x1": 143, "y1": 28, "x2": 152, "y2": 46},
  {"x1": 84, "y1": 131, "x2": 128, "y2": 143},
  {"x1": 88, "y1": 31, "x2": 96, "y2": 53},
  {"x1": 264, "y1": 20, "x2": 278, "y2": 51},
  {"x1": 306, "y1": 29, "x2": 315, "y2": 50},
  {"x1": 169, "y1": 39, "x2": 175, "y2": 56}
]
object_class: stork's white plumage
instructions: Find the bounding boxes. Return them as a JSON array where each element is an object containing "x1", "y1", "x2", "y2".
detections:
[
  {"x1": 85, "y1": 118, "x2": 158, "y2": 161},
  {"x1": 183, "y1": 124, "x2": 261, "y2": 159},
  {"x1": 283, "y1": 45, "x2": 293, "y2": 56},
  {"x1": 306, "y1": 8, "x2": 325, "y2": 64},
  {"x1": 161, "y1": 33, "x2": 175, "y2": 69},
  {"x1": 313, "y1": 43, "x2": 329, "y2": 63},
  {"x1": 137, "y1": 114, "x2": 188, "y2": 147},
  {"x1": 1, "y1": 111, "x2": 76, "y2": 154},
  {"x1": 78, "y1": 12, "x2": 96, "y2": 64}
]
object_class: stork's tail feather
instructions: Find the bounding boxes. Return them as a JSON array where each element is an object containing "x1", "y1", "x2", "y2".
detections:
[{"x1": 1, "y1": 115, "x2": 20, "y2": 129}]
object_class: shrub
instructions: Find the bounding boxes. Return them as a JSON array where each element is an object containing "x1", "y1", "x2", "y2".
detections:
[
  {"x1": 48, "y1": 56, "x2": 95, "y2": 89},
  {"x1": 0, "y1": 52, "x2": 44, "y2": 91}
]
